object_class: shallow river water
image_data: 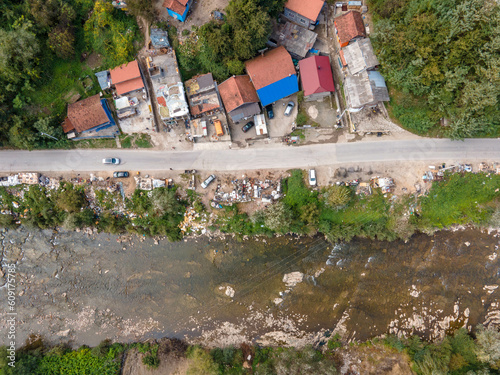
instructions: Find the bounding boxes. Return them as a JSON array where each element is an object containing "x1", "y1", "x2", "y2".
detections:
[{"x1": 0, "y1": 228, "x2": 499, "y2": 348}]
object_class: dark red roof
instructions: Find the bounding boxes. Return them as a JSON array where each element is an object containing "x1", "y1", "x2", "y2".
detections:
[
  {"x1": 245, "y1": 47, "x2": 296, "y2": 90},
  {"x1": 298, "y1": 55, "x2": 335, "y2": 96},
  {"x1": 334, "y1": 11, "x2": 366, "y2": 45},
  {"x1": 218, "y1": 75, "x2": 259, "y2": 113}
]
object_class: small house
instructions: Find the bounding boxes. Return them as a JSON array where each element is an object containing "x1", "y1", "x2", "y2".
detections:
[
  {"x1": 185, "y1": 73, "x2": 222, "y2": 117},
  {"x1": 245, "y1": 46, "x2": 299, "y2": 107},
  {"x1": 109, "y1": 60, "x2": 145, "y2": 96},
  {"x1": 344, "y1": 70, "x2": 389, "y2": 110},
  {"x1": 150, "y1": 28, "x2": 170, "y2": 49},
  {"x1": 62, "y1": 94, "x2": 118, "y2": 140},
  {"x1": 342, "y1": 38, "x2": 379, "y2": 75},
  {"x1": 299, "y1": 55, "x2": 335, "y2": 101},
  {"x1": 268, "y1": 22, "x2": 318, "y2": 60},
  {"x1": 334, "y1": 10, "x2": 366, "y2": 47},
  {"x1": 163, "y1": 0, "x2": 192, "y2": 22},
  {"x1": 284, "y1": 0, "x2": 325, "y2": 30},
  {"x1": 218, "y1": 75, "x2": 260, "y2": 123}
]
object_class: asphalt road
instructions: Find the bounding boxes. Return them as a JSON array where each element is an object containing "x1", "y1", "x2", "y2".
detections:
[{"x1": 0, "y1": 139, "x2": 499, "y2": 173}]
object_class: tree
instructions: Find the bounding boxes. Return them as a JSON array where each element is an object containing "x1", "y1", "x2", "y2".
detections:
[
  {"x1": 475, "y1": 325, "x2": 500, "y2": 369},
  {"x1": 126, "y1": 0, "x2": 158, "y2": 23},
  {"x1": 151, "y1": 188, "x2": 181, "y2": 215},
  {"x1": 0, "y1": 19, "x2": 40, "y2": 86},
  {"x1": 186, "y1": 346, "x2": 218, "y2": 375},
  {"x1": 264, "y1": 202, "x2": 292, "y2": 233},
  {"x1": 56, "y1": 184, "x2": 85, "y2": 213},
  {"x1": 322, "y1": 185, "x2": 351, "y2": 209},
  {"x1": 47, "y1": 26, "x2": 75, "y2": 59}
]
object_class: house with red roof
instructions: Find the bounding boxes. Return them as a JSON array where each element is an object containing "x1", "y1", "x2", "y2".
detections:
[
  {"x1": 246, "y1": 46, "x2": 299, "y2": 107},
  {"x1": 218, "y1": 75, "x2": 260, "y2": 123},
  {"x1": 62, "y1": 94, "x2": 118, "y2": 140},
  {"x1": 284, "y1": 0, "x2": 325, "y2": 30},
  {"x1": 109, "y1": 60, "x2": 145, "y2": 96},
  {"x1": 299, "y1": 56, "x2": 335, "y2": 101},
  {"x1": 163, "y1": 0, "x2": 192, "y2": 22},
  {"x1": 334, "y1": 10, "x2": 366, "y2": 47}
]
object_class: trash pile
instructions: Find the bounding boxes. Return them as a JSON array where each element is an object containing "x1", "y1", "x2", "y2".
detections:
[
  {"x1": 421, "y1": 163, "x2": 484, "y2": 183},
  {"x1": 370, "y1": 177, "x2": 395, "y2": 194},
  {"x1": 179, "y1": 206, "x2": 209, "y2": 234},
  {"x1": 213, "y1": 177, "x2": 282, "y2": 204},
  {"x1": 356, "y1": 182, "x2": 372, "y2": 196}
]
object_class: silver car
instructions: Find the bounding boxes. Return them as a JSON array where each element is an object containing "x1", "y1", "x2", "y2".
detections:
[
  {"x1": 102, "y1": 157, "x2": 120, "y2": 165},
  {"x1": 201, "y1": 174, "x2": 216, "y2": 189}
]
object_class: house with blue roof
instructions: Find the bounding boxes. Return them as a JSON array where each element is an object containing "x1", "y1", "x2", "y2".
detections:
[
  {"x1": 245, "y1": 46, "x2": 298, "y2": 107},
  {"x1": 163, "y1": 0, "x2": 192, "y2": 22}
]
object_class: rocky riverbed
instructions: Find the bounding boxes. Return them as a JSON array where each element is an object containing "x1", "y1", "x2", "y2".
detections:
[{"x1": 0, "y1": 227, "x2": 499, "y2": 348}]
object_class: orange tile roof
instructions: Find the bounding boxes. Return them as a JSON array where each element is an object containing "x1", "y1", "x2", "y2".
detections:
[
  {"x1": 66, "y1": 94, "x2": 110, "y2": 133},
  {"x1": 62, "y1": 118, "x2": 75, "y2": 133},
  {"x1": 245, "y1": 47, "x2": 296, "y2": 90},
  {"x1": 334, "y1": 11, "x2": 366, "y2": 46},
  {"x1": 285, "y1": 0, "x2": 324, "y2": 22},
  {"x1": 218, "y1": 75, "x2": 259, "y2": 113},
  {"x1": 163, "y1": 0, "x2": 188, "y2": 15},
  {"x1": 114, "y1": 77, "x2": 144, "y2": 96},
  {"x1": 109, "y1": 60, "x2": 141, "y2": 84}
]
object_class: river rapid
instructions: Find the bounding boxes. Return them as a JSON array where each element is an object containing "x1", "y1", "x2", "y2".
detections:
[{"x1": 1, "y1": 228, "x2": 499, "y2": 348}]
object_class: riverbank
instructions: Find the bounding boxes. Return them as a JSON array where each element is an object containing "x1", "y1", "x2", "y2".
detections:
[
  {"x1": 1, "y1": 169, "x2": 499, "y2": 243},
  {"x1": 3, "y1": 325, "x2": 500, "y2": 374}
]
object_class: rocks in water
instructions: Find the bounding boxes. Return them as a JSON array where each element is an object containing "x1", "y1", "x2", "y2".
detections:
[{"x1": 283, "y1": 272, "x2": 303, "y2": 287}]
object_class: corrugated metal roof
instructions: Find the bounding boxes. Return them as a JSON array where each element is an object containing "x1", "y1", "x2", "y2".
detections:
[
  {"x1": 95, "y1": 70, "x2": 110, "y2": 90},
  {"x1": 150, "y1": 28, "x2": 170, "y2": 49},
  {"x1": 342, "y1": 38, "x2": 379, "y2": 75}
]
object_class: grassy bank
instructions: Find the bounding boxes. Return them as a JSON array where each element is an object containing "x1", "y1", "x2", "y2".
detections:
[
  {"x1": 1, "y1": 326, "x2": 499, "y2": 374},
  {"x1": 0, "y1": 171, "x2": 498, "y2": 242}
]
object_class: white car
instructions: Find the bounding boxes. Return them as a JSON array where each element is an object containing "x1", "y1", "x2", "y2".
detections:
[
  {"x1": 201, "y1": 174, "x2": 216, "y2": 189},
  {"x1": 308, "y1": 169, "x2": 317, "y2": 186},
  {"x1": 102, "y1": 157, "x2": 120, "y2": 165}
]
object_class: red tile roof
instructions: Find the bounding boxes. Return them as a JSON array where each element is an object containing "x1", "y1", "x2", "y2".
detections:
[
  {"x1": 334, "y1": 11, "x2": 366, "y2": 46},
  {"x1": 109, "y1": 60, "x2": 144, "y2": 95},
  {"x1": 157, "y1": 96, "x2": 167, "y2": 107},
  {"x1": 163, "y1": 0, "x2": 188, "y2": 15},
  {"x1": 62, "y1": 118, "x2": 75, "y2": 133},
  {"x1": 66, "y1": 94, "x2": 109, "y2": 133},
  {"x1": 285, "y1": 0, "x2": 324, "y2": 22},
  {"x1": 299, "y1": 55, "x2": 335, "y2": 96},
  {"x1": 245, "y1": 47, "x2": 296, "y2": 90},
  {"x1": 218, "y1": 75, "x2": 259, "y2": 113}
]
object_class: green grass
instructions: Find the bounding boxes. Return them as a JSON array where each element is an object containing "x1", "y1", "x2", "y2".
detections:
[
  {"x1": 29, "y1": 57, "x2": 100, "y2": 118},
  {"x1": 416, "y1": 172, "x2": 500, "y2": 229},
  {"x1": 72, "y1": 138, "x2": 117, "y2": 149},
  {"x1": 134, "y1": 134, "x2": 153, "y2": 148},
  {"x1": 120, "y1": 135, "x2": 132, "y2": 148}
]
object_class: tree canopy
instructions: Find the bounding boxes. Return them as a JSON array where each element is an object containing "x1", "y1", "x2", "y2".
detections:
[{"x1": 371, "y1": 0, "x2": 500, "y2": 138}]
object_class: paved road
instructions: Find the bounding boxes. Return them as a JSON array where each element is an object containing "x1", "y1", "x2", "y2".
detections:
[{"x1": 0, "y1": 139, "x2": 499, "y2": 172}]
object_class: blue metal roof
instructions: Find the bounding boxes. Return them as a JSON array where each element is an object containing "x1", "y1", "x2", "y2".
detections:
[
  {"x1": 95, "y1": 71, "x2": 110, "y2": 90},
  {"x1": 256, "y1": 75, "x2": 299, "y2": 106},
  {"x1": 150, "y1": 28, "x2": 170, "y2": 49},
  {"x1": 368, "y1": 71, "x2": 387, "y2": 88}
]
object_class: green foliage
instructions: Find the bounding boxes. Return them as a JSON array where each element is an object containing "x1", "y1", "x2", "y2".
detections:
[
  {"x1": 296, "y1": 112, "x2": 307, "y2": 126},
  {"x1": 371, "y1": 0, "x2": 500, "y2": 137},
  {"x1": 126, "y1": 0, "x2": 158, "y2": 23},
  {"x1": 327, "y1": 334, "x2": 342, "y2": 350},
  {"x1": 322, "y1": 185, "x2": 352, "y2": 209},
  {"x1": 56, "y1": 183, "x2": 85, "y2": 213},
  {"x1": 186, "y1": 346, "x2": 218, "y2": 375},
  {"x1": 415, "y1": 172, "x2": 500, "y2": 229},
  {"x1": 475, "y1": 325, "x2": 500, "y2": 369},
  {"x1": 142, "y1": 354, "x2": 159, "y2": 368},
  {"x1": 84, "y1": 1, "x2": 139, "y2": 67}
]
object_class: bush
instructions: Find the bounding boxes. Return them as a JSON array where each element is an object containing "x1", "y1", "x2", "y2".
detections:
[
  {"x1": 142, "y1": 354, "x2": 159, "y2": 368},
  {"x1": 296, "y1": 112, "x2": 307, "y2": 126}
]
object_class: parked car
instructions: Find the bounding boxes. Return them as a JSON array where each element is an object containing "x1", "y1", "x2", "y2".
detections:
[
  {"x1": 201, "y1": 174, "x2": 216, "y2": 189},
  {"x1": 103, "y1": 157, "x2": 120, "y2": 165},
  {"x1": 308, "y1": 169, "x2": 317, "y2": 186},
  {"x1": 242, "y1": 121, "x2": 255, "y2": 133},
  {"x1": 265, "y1": 104, "x2": 274, "y2": 119},
  {"x1": 284, "y1": 101, "x2": 295, "y2": 116},
  {"x1": 113, "y1": 171, "x2": 129, "y2": 178}
]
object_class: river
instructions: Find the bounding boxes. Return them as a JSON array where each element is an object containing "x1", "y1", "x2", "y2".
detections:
[{"x1": 0, "y1": 228, "x2": 499, "y2": 348}]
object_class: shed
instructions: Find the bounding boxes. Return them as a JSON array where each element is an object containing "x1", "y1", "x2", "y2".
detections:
[
  {"x1": 163, "y1": 0, "x2": 192, "y2": 22},
  {"x1": 254, "y1": 114, "x2": 268, "y2": 135},
  {"x1": 150, "y1": 28, "x2": 170, "y2": 49},
  {"x1": 269, "y1": 22, "x2": 318, "y2": 60},
  {"x1": 284, "y1": 0, "x2": 325, "y2": 30},
  {"x1": 342, "y1": 38, "x2": 379, "y2": 75},
  {"x1": 245, "y1": 46, "x2": 299, "y2": 106},
  {"x1": 344, "y1": 70, "x2": 389, "y2": 110},
  {"x1": 95, "y1": 70, "x2": 110, "y2": 91}
]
